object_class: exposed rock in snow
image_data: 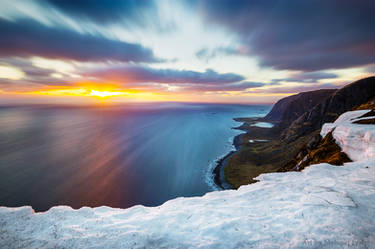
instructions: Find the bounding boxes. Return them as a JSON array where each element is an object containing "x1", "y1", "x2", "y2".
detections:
[{"x1": 1, "y1": 110, "x2": 375, "y2": 249}]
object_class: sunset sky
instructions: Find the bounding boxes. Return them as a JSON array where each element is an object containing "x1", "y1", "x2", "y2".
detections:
[{"x1": 0, "y1": 0, "x2": 374, "y2": 104}]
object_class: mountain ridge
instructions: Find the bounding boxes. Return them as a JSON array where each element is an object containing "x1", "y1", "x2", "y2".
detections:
[
  {"x1": 222, "y1": 76, "x2": 375, "y2": 188},
  {"x1": 282, "y1": 76, "x2": 375, "y2": 141},
  {"x1": 263, "y1": 89, "x2": 336, "y2": 134}
]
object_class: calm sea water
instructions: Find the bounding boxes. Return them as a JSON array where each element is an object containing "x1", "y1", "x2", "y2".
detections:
[{"x1": 0, "y1": 103, "x2": 270, "y2": 211}]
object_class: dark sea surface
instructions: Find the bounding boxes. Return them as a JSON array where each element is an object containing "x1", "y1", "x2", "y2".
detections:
[{"x1": 0, "y1": 103, "x2": 271, "y2": 211}]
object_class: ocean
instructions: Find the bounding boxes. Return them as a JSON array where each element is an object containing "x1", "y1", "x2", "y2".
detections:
[{"x1": 0, "y1": 103, "x2": 271, "y2": 211}]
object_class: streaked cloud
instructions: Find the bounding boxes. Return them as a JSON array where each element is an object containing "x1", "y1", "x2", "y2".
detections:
[
  {"x1": 0, "y1": 0, "x2": 373, "y2": 103},
  {"x1": 42, "y1": 0, "x2": 157, "y2": 25},
  {"x1": 0, "y1": 18, "x2": 160, "y2": 63},
  {"x1": 0, "y1": 64, "x2": 25, "y2": 80},
  {"x1": 196, "y1": 0, "x2": 375, "y2": 71},
  {"x1": 273, "y1": 71, "x2": 338, "y2": 84},
  {"x1": 196, "y1": 46, "x2": 248, "y2": 61},
  {"x1": 187, "y1": 81, "x2": 265, "y2": 92},
  {"x1": 85, "y1": 65, "x2": 246, "y2": 85},
  {"x1": 249, "y1": 83, "x2": 338, "y2": 94}
]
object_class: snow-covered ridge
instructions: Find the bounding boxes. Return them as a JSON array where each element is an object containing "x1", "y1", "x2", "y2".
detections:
[
  {"x1": 321, "y1": 109, "x2": 375, "y2": 161},
  {"x1": 1, "y1": 110, "x2": 375, "y2": 249}
]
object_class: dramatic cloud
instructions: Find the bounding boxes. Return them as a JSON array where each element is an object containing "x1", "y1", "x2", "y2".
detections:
[
  {"x1": 220, "y1": 81, "x2": 264, "y2": 90},
  {"x1": 43, "y1": 0, "x2": 157, "y2": 25},
  {"x1": 1, "y1": 59, "x2": 263, "y2": 93},
  {"x1": 196, "y1": 46, "x2": 247, "y2": 61},
  {"x1": 188, "y1": 81, "x2": 265, "y2": 92},
  {"x1": 273, "y1": 71, "x2": 338, "y2": 84},
  {"x1": 0, "y1": 60, "x2": 73, "y2": 91},
  {"x1": 196, "y1": 0, "x2": 375, "y2": 71},
  {"x1": 2, "y1": 59, "x2": 53, "y2": 78},
  {"x1": 250, "y1": 83, "x2": 338, "y2": 94},
  {"x1": 84, "y1": 65, "x2": 266, "y2": 92},
  {"x1": 0, "y1": 18, "x2": 160, "y2": 63},
  {"x1": 0, "y1": 0, "x2": 372, "y2": 102},
  {"x1": 85, "y1": 65, "x2": 245, "y2": 85}
]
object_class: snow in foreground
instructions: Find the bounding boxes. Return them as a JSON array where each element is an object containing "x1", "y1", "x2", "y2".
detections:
[{"x1": 1, "y1": 110, "x2": 375, "y2": 249}]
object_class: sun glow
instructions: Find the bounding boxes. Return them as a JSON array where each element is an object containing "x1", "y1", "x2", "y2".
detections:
[
  {"x1": 89, "y1": 89, "x2": 127, "y2": 98},
  {"x1": 3, "y1": 83, "x2": 174, "y2": 102},
  {"x1": 27, "y1": 86, "x2": 133, "y2": 99},
  {"x1": 0, "y1": 80, "x2": 291, "y2": 104}
]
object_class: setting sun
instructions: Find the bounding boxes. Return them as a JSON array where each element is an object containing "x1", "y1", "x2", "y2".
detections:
[{"x1": 89, "y1": 89, "x2": 127, "y2": 98}]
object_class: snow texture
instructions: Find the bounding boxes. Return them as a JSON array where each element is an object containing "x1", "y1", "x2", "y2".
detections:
[
  {"x1": 1, "y1": 110, "x2": 375, "y2": 248},
  {"x1": 321, "y1": 109, "x2": 375, "y2": 161}
]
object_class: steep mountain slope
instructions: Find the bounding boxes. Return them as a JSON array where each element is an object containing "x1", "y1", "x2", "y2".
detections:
[
  {"x1": 278, "y1": 131, "x2": 352, "y2": 172},
  {"x1": 223, "y1": 76, "x2": 375, "y2": 188},
  {"x1": 279, "y1": 108, "x2": 375, "y2": 172},
  {"x1": 262, "y1": 93, "x2": 300, "y2": 122},
  {"x1": 283, "y1": 76, "x2": 375, "y2": 141},
  {"x1": 264, "y1": 89, "x2": 336, "y2": 133}
]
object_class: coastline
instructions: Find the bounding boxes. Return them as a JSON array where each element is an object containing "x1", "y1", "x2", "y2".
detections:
[
  {"x1": 213, "y1": 134, "x2": 242, "y2": 189},
  {"x1": 213, "y1": 117, "x2": 276, "y2": 190}
]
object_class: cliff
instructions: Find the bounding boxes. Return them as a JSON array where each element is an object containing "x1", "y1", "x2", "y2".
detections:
[
  {"x1": 263, "y1": 89, "x2": 336, "y2": 134},
  {"x1": 282, "y1": 76, "x2": 375, "y2": 141},
  {"x1": 223, "y1": 76, "x2": 375, "y2": 188}
]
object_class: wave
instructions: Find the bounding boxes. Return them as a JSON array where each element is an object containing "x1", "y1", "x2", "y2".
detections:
[{"x1": 204, "y1": 124, "x2": 244, "y2": 191}]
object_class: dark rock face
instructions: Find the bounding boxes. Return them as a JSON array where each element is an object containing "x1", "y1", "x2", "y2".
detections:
[
  {"x1": 353, "y1": 118, "x2": 375, "y2": 125},
  {"x1": 278, "y1": 131, "x2": 352, "y2": 172},
  {"x1": 282, "y1": 76, "x2": 375, "y2": 141},
  {"x1": 263, "y1": 94, "x2": 299, "y2": 122},
  {"x1": 263, "y1": 89, "x2": 336, "y2": 135},
  {"x1": 263, "y1": 89, "x2": 336, "y2": 123},
  {"x1": 306, "y1": 134, "x2": 321, "y2": 150}
]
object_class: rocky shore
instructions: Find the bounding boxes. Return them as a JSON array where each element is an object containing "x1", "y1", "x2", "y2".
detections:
[{"x1": 213, "y1": 134, "x2": 242, "y2": 189}]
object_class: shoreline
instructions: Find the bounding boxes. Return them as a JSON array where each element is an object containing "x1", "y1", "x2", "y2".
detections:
[
  {"x1": 213, "y1": 133, "x2": 243, "y2": 190},
  {"x1": 213, "y1": 117, "x2": 275, "y2": 190}
]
